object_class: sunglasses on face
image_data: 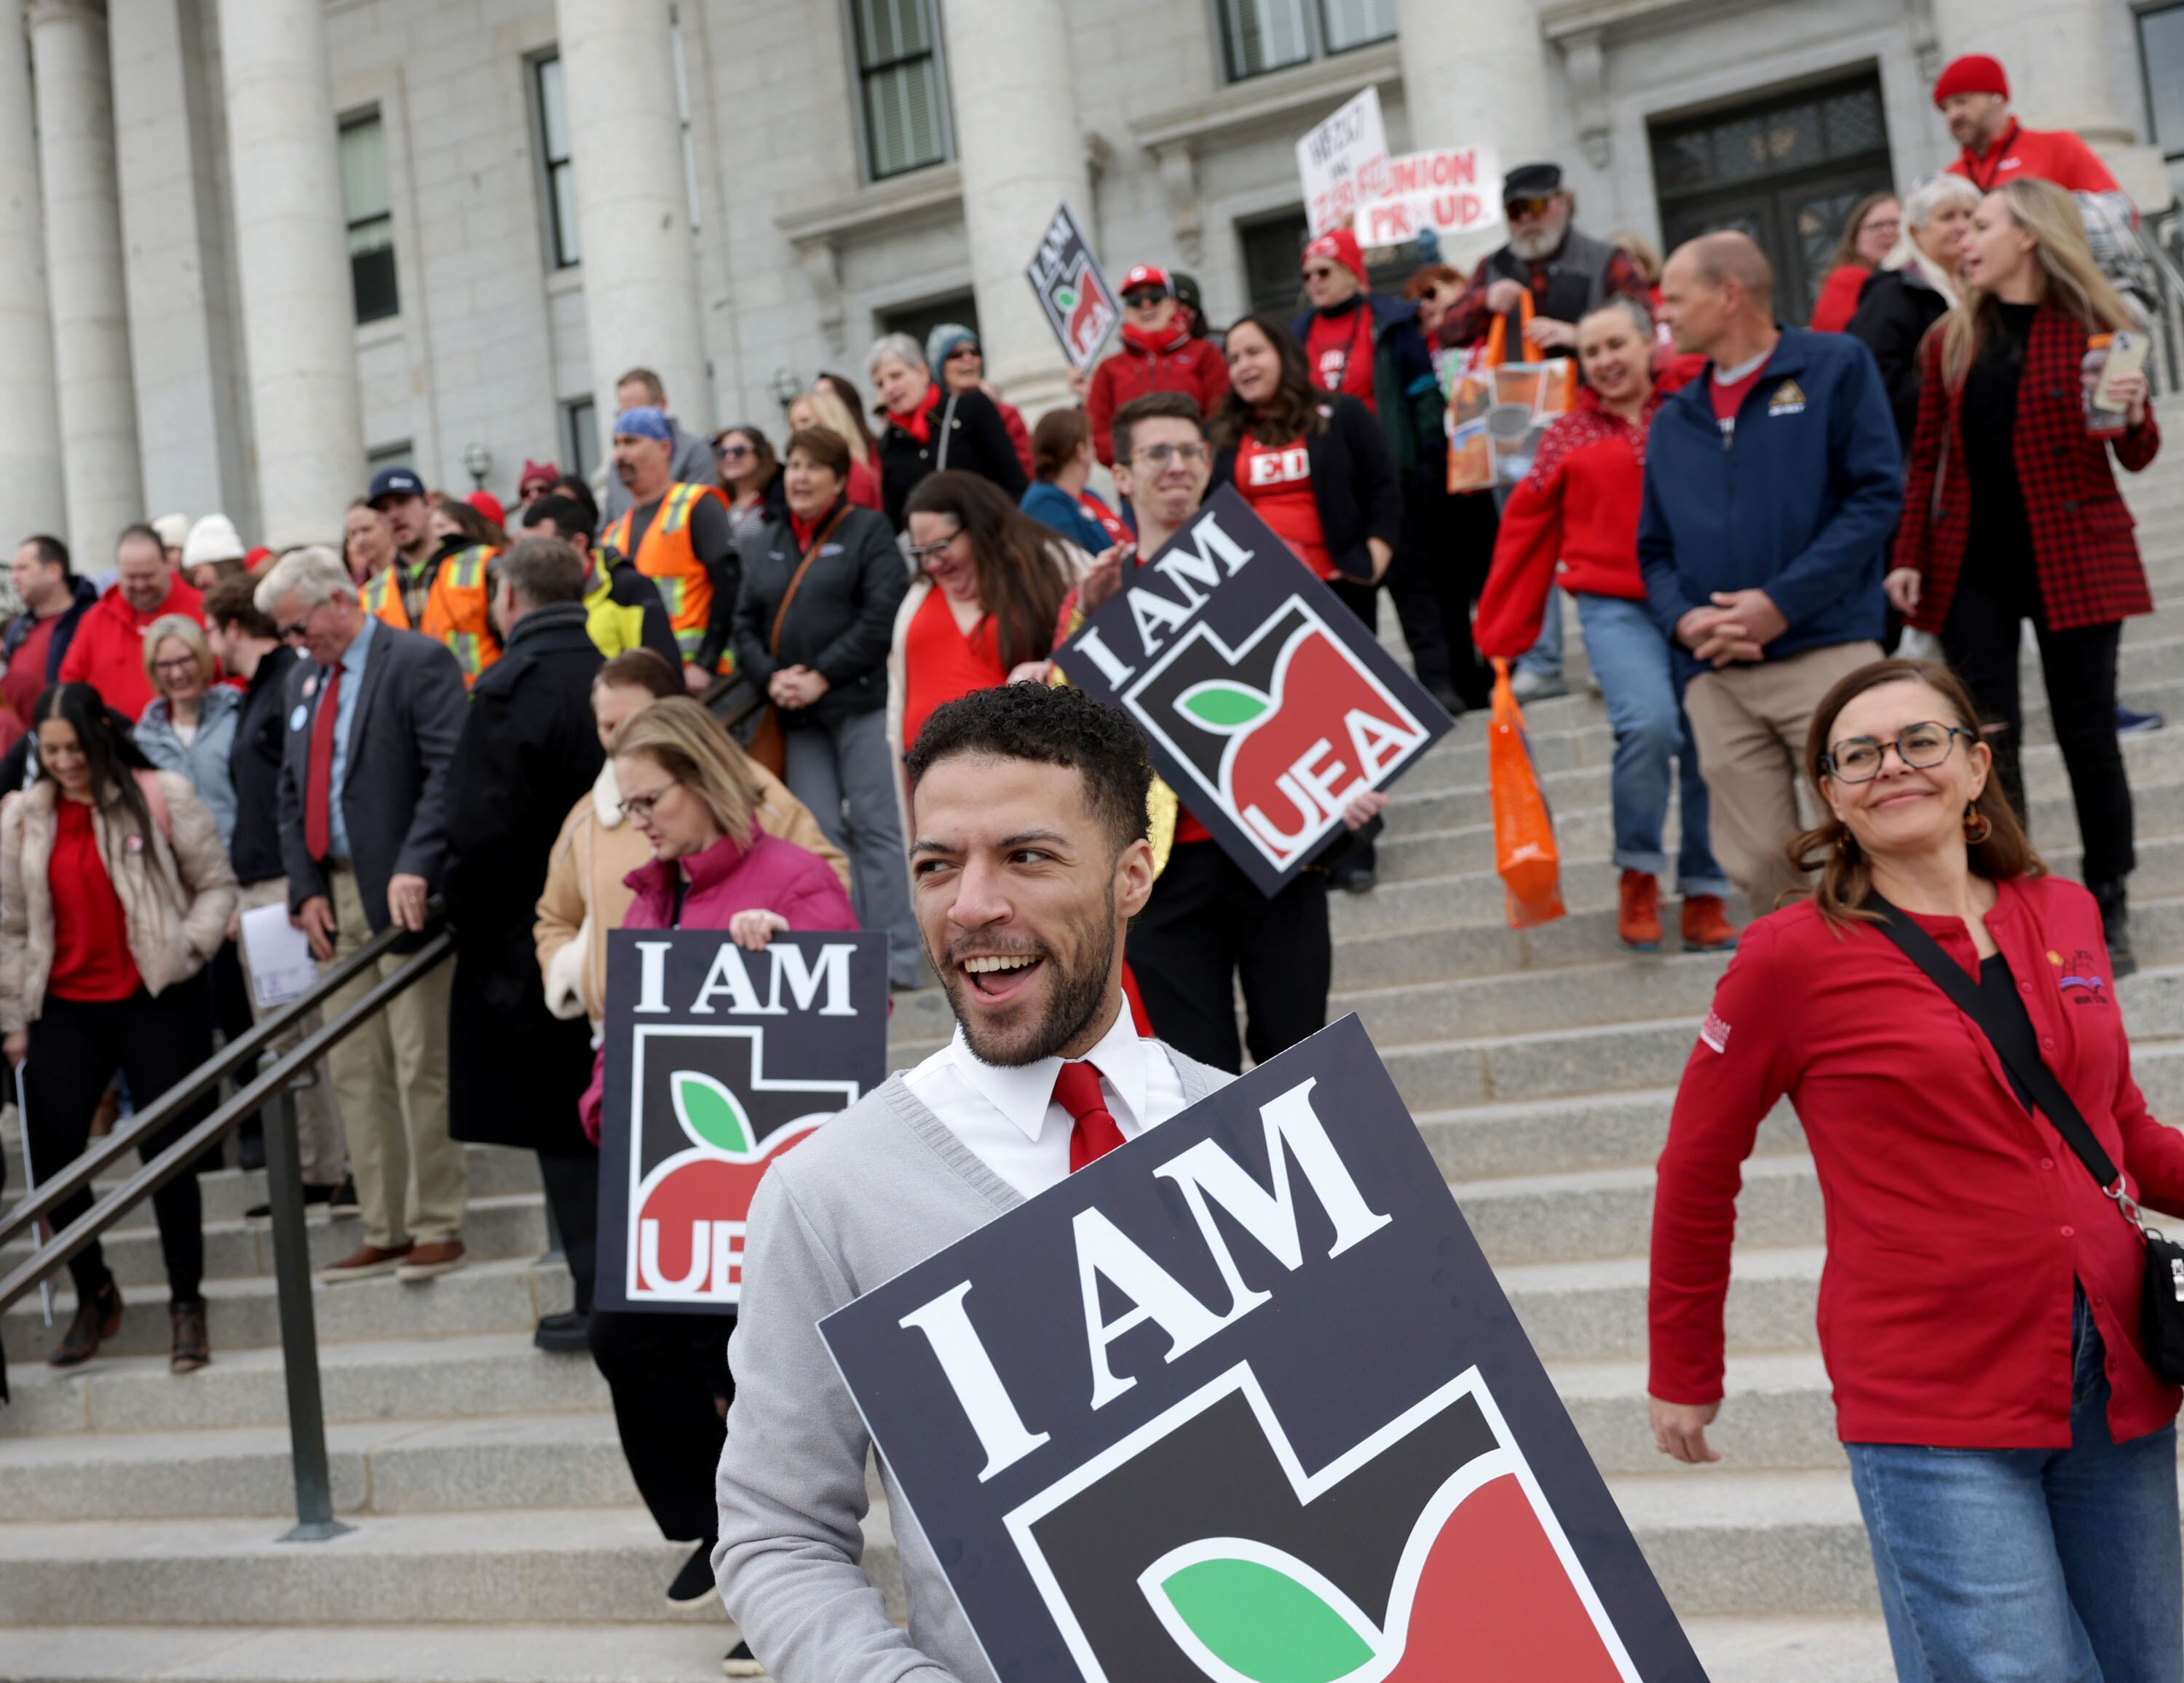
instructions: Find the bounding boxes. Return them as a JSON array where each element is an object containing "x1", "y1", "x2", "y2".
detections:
[
  {"x1": 1302, "y1": 265, "x2": 1340, "y2": 282},
  {"x1": 716, "y1": 444, "x2": 752, "y2": 460},
  {"x1": 1506, "y1": 196, "x2": 1556, "y2": 218},
  {"x1": 1123, "y1": 289, "x2": 1168, "y2": 306}
]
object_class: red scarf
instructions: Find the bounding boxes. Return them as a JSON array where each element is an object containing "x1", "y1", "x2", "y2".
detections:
[
  {"x1": 890, "y1": 381, "x2": 945, "y2": 446},
  {"x1": 1121, "y1": 318, "x2": 1191, "y2": 356},
  {"x1": 788, "y1": 494, "x2": 848, "y2": 553}
]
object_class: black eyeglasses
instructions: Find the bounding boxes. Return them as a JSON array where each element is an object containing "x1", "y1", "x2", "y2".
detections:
[
  {"x1": 1123, "y1": 289, "x2": 1168, "y2": 307},
  {"x1": 618, "y1": 783, "x2": 678, "y2": 820},
  {"x1": 1821, "y1": 721, "x2": 1974, "y2": 783}
]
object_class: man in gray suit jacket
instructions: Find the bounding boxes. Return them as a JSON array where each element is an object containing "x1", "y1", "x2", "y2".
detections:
[
  {"x1": 714, "y1": 685, "x2": 1231, "y2": 1682},
  {"x1": 257, "y1": 547, "x2": 470, "y2": 1286}
]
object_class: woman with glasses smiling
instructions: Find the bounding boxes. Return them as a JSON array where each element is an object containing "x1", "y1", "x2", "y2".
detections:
[
  {"x1": 1650, "y1": 656, "x2": 2184, "y2": 1680},
  {"x1": 712, "y1": 425, "x2": 783, "y2": 544}
]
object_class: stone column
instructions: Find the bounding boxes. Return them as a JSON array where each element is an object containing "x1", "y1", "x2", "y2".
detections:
[
  {"x1": 555, "y1": 0, "x2": 711, "y2": 436},
  {"x1": 1928, "y1": 0, "x2": 2164, "y2": 202},
  {"x1": 216, "y1": 0, "x2": 364, "y2": 547},
  {"x1": 939, "y1": 0, "x2": 1088, "y2": 420},
  {"x1": 1393, "y1": 0, "x2": 1554, "y2": 163},
  {"x1": 113, "y1": 0, "x2": 243, "y2": 526},
  {"x1": 0, "y1": 6, "x2": 66, "y2": 539},
  {"x1": 31, "y1": 0, "x2": 142, "y2": 553}
]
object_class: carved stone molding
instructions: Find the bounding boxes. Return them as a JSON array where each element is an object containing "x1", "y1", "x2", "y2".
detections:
[{"x1": 1559, "y1": 28, "x2": 1611, "y2": 170}]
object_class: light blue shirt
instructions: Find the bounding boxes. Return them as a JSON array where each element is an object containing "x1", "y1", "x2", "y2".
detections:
[{"x1": 323, "y1": 614, "x2": 376, "y2": 860}]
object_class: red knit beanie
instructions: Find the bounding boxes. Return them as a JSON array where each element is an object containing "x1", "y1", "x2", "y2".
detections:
[
  {"x1": 1302, "y1": 227, "x2": 1368, "y2": 286},
  {"x1": 1933, "y1": 54, "x2": 2008, "y2": 107}
]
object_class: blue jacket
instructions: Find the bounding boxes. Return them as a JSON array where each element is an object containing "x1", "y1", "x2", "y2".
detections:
[
  {"x1": 1020, "y1": 482, "x2": 1117, "y2": 556},
  {"x1": 135, "y1": 683, "x2": 242, "y2": 849},
  {"x1": 1637, "y1": 328, "x2": 1902, "y2": 673}
]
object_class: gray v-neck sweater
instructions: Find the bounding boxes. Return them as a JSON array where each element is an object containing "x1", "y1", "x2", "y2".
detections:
[{"x1": 713, "y1": 1050, "x2": 1229, "y2": 1682}]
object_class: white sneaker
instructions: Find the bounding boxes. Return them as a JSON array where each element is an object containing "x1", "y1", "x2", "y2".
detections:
[{"x1": 1509, "y1": 668, "x2": 1568, "y2": 702}]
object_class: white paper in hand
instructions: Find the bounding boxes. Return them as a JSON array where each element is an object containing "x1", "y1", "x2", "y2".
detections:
[{"x1": 240, "y1": 902, "x2": 318, "y2": 1008}]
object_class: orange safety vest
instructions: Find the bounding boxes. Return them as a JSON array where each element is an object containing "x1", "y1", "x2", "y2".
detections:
[
  {"x1": 360, "y1": 544, "x2": 501, "y2": 686},
  {"x1": 604, "y1": 483, "x2": 732, "y2": 672}
]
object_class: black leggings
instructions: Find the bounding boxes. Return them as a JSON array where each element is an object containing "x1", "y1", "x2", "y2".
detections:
[
  {"x1": 537, "y1": 1149, "x2": 599, "y2": 1317},
  {"x1": 1125, "y1": 840, "x2": 1332, "y2": 1074},
  {"x1": 1386, "y1": 483, "x2": 1499, "y2": 711},
  {"x1": 1942, "y1": 579, "x2": 2134, "y2": 889},
  {"x1": 588, "y1": 1306, "x2": 734, "y2": 1542},
  {"x1": 24, "y1": 983, "x2": 218, "y2": 1304}
]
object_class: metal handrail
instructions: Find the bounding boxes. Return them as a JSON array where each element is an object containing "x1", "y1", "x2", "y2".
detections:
[
  {"x1": 0, "y1": 910, "x2": 427, "y2": 1253},
  {"x1": 0, "y1": 913, "x2": 455, "y2": 1543},
  {"x1": 0, "y1": 930, "x2": 451, "y2": 1314}
]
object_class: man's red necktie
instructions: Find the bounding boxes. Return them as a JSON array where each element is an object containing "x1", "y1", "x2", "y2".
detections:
[
  {"x1": 304, "y1": 665, "x2": 341, "y2": 861},
  {"x1": 1053, "y1": 1059, "x2": 1125, "y2": 1173}
]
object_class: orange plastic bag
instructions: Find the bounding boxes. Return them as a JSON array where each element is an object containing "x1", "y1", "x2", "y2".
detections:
[{"x1": 1488, "y1": 658, "x2": 1566, "y2": 928}]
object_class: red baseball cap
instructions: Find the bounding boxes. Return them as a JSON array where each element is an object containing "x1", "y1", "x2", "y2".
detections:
[
  {"x1": 1302, "y1": 227, "x2": 1367, "y2": 285},
  {"x1": 1932, "y1": 54, "x2": 2008, "y2": 106},
  {"x1": 1121, "y1": 264, "x2": 1171, "y2": 296}
]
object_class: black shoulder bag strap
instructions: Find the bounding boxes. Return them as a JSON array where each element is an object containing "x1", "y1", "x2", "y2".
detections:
[{"x1": 1864, "y1": 891, "x2": 2184, "y2": 1380}]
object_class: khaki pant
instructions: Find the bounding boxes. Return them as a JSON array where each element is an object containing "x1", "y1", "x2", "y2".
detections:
[
  {"x1": 233, "y1": 876, "x2": 347, "y2": 1188},
  {"x1": 1680, "y1": 641, "x2": 1881, "y2": 914},
  {"x1": 322, "y1": 866, "x2": 463, "y2": 1248}
]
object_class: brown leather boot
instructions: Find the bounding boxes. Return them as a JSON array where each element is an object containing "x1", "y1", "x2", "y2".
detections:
[
  {"x1": 169, "y1": 1298, "x2": 210, "y2": 1374},
  {"x1": 50, "y1": 1276, "x2": 123, "y2": 1368}
]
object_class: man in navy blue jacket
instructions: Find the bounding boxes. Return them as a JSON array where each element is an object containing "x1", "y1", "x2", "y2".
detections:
[{"x1": 1637, "y1": 231, "x2": 1903, "y2": 914}]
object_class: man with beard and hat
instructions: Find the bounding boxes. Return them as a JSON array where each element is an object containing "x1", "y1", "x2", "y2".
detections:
[{"x1": 713, "y1": 682, "x2": 1235, "y2": 1680}]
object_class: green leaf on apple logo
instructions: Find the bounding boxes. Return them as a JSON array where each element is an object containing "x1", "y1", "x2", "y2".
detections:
[
  {"x1": 672, "y1": 1071, "x2": 753, "y2": 1155},
  {"x1": 1151, "y1": 1551, "x2": 1375, "y2": 1683},
  {"x1": 1176, "y1": 679, "x2": 1273, "y2": 734}
]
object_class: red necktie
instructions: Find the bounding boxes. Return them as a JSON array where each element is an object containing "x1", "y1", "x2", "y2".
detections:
[
  {"x1": 304, "y1": 665, "x2": 341, "y2": 861},
  {"x1": 1054, "y1": 1060, "x2": 1125, "y2": 1173}
]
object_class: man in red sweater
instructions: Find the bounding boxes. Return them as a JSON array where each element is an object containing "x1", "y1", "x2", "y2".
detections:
[
  {"x1": 1083, "y1": 265, "x2": 1229, "y2": 465},
  {"x1": 1936, "y1": 54, "x2": 2118, "y2": 194},
  {"x1": 59, "y1": 523, "x2": 205, "y2": 720}
]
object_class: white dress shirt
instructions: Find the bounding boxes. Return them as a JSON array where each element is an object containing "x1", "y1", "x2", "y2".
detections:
[{"x1": 903, "y1": 997, "x2": 1205, "y2": 1199}]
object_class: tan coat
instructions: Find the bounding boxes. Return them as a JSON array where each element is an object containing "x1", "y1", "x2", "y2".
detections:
[
  {"x1": 534, "y1": 757, "x2": 850, "y2": 1025},
  {"x1": 0, "y1": 772, "x2": 239, "y2": 1032}
]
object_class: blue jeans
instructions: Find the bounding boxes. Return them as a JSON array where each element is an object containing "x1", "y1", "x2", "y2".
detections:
[
  {"x1": 1572, "y1": 593, "x2": 1727, "y2": 898},
  {"x1": 1845, "y1": 1291, "x2": 2184, "y2": 1683},
  {"x1": 1515, "y1": 582, "x2": 1564, "y2": 680}
]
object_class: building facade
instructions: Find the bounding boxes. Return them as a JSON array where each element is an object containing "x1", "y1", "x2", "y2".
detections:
[{"x1": 3, "y1": 0, "x2": 2177, "y2": 553}]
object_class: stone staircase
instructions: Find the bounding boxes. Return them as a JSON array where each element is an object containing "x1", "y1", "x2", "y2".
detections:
[{"x1": 2, "y1": 451, "x2": 2182, "y2": 1680}]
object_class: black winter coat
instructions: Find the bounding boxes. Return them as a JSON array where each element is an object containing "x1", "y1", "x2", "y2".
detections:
[
  {"x1": 442, "y1": 603, "x2": 604, "y2": 1155},
  {"x1": 228, "y1": 644, "x2": 300, "y2": 884},
  {"x1": 877, "y1": 387, "x2": 1029, "y2": 530},
  {"x1": 732, "y1": 502, "x2": 909, "y2": 726},
  {"x1": 1845, "y1": 266, "x2": 1951, "y2": 451},
  {"x1": 1211, "y1": 394, "x2": 1404, "y2": 583}
]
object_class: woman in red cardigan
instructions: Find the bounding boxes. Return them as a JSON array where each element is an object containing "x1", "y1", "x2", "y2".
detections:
[
  {"x1": 1888, "y1": 179, "x2": 2156, "y2": 975},
  {"x1": 1650, "y1": 656, "x2": 2184, "y2": 1679},
  {"x1": 1807, "y1": 191, "x2": 1901, "y2": 333},
  {"x1": 1477, "y1": 298, "x2": 1736, "y2": 954}
]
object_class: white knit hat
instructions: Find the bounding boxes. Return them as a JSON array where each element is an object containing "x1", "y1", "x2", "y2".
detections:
[
  {"x1": 151, "y1": 512, "x2": 190, "y2": 551},
  {"x1": 181, "y1": 512, "x2": 247, "y2": 569}
]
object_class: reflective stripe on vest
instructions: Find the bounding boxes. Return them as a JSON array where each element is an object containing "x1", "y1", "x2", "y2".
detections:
[
  {"x1": 418, "y1": 544, "x2": 501, "y2": 686},
  {"x1": 607, "y1": 482, "x2": 727, "y2": 668},
  {"x1": 362, "y1": 565, "x2": 414, "y2": 630}
]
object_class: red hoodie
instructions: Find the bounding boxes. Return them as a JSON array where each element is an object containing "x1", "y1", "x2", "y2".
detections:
[
  {"x1": 1475, "y1": 377, "x2": 1682, "y2": 660},
  {"x1": 1085, "y1": 330, "x2": 1231, "y2": 465},
  {"x1": 58, "y1": 573, "x2": 205, "y2": 721},
  {"x1": 1948, "y1": 119, "x2": 2119, "y2": 194}
]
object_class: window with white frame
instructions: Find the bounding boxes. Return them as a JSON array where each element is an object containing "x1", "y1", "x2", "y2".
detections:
[
  {"x1": 340, "y1": 113, "x2": 398, "y2": 323},
  {"x1": 850, "y1": 0, "x2": 950, "y2": 180},
  {"x1": 535, "y1": 54, "x2": 580, "y2": 268},
  {"x1": 1217, "y1": 0, "x2": 1396, "y2": 83}
]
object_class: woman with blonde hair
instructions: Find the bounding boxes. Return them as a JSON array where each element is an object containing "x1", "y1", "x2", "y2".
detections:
[
  {"x1": 1651, "y1": 656, "x2": 2184, "y2": 1679},
  {"x1": 785, "y1": 387, "x2": 883, "y2": 512},
  {"x1": 1888, "y1": 177, "x2": 2157, "y2": 974},
  {"x1": 569, "y1": 691, "x2": 852, "y2": 1637},
  {"x1": 134, "y1": 614, "x2": 242, "y2": 848}
]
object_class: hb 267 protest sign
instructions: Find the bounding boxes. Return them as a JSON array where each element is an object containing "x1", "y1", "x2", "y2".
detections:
[
  {"x1": 1056, "y1": 486, "x2": 1455, "y2": 896},
  {"x1": 1027, "y1": 203, "x2": 1120, "y2": 373},
  {"x1": 595, "y1": 928, "x2": 887, "y2": 1315},
  {"x1": 821, "y1": 1016, "x2": 1704, "y2": 1683}
]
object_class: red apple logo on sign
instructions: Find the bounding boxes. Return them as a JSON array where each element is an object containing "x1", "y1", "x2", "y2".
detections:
[
  {"x1": 1140, "y1": 1454, "x2": 1629, "y2": 1683},
  {"x1": 1176, "y1": 623, "x2": 1425, "y2": 869},
  {"x1": 632, "y1": 1071, "x2": 823, "y2": 1302}
]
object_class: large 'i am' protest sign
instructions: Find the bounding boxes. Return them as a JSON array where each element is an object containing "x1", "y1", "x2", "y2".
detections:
[
  {"x1": 821, "y1": 1016, "x2": 1704, "y2": 1683},
  {"x1": 1056, "y1": 487, "x2": 1456, "y2": 897},
  {"x1": 595, "y1": 927, "x2": 888, "y2": 1315}
]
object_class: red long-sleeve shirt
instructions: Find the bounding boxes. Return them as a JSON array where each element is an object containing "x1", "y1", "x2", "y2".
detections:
[
  {"x1": 1949, "y1": 119, "x2": 2120, "y2": 194},
  {"x1": 1650, "y1": 876, "x2": 2184, "y2": 1449}
]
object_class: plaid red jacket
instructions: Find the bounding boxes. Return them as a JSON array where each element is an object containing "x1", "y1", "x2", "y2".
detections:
[{"x1": 1894, "y1": 300, "x2": 2158, "y2": 633}]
